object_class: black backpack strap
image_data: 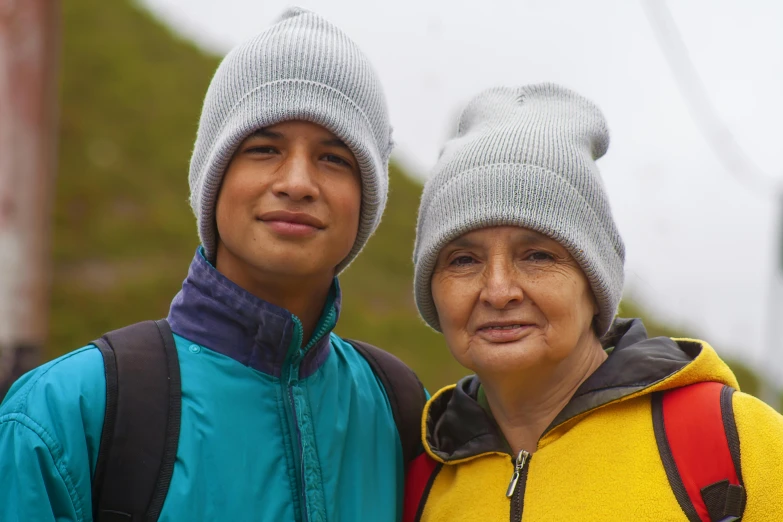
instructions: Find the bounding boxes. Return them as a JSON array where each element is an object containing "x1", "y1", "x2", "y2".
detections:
[
  {"x1": 91, "y1": 320, "x2": 182, "y2": 522},
  {"x1": 347, "y1": 340, "x2": 427, "y2": 469}
]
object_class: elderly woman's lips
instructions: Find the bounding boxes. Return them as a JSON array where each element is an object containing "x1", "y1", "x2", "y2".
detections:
[{"x1": 475, "y1": 324, "x2": 533, "y2": 343}]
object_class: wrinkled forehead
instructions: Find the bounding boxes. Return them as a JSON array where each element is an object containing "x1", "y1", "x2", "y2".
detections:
[{"x1": 442, "y1": 225, "x2": 562, "y2": 252}]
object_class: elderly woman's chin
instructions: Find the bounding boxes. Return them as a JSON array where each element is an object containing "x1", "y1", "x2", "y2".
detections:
[{"x1": 442, "y1": 324, "x2": 596, "y2": 378}]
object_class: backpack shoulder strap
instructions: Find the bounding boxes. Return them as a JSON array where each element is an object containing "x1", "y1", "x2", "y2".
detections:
[
  {"x1": 91, "y1": 319, "x2": 182, "y2": 522},
  {"x1": 347, "y1": 339, "x2": 427, "y2": 469},
  {"x1": 403, "y1": 452, "x2": 442, "y2": 522},
  {"x1": 652, "y1": 381, "x2": 746, "y2": 522}
]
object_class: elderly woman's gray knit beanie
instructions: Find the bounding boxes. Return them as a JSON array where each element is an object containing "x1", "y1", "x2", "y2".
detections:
[
  {"x1": 189, "y1": 7, "x2": 393, "y2": 272},
  {"x1": 413, "y1": 83, "x2": 625, "y2": 336}
]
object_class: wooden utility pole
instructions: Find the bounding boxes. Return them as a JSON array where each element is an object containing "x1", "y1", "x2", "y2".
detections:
[{"x1": 0, "y1": 0, "x2": 60, "y2": 397}]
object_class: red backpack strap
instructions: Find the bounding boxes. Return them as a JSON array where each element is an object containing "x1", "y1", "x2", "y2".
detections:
[
  {"x1": 403, "y1": 452, "x2": 441, "y2": 522},
  {"x1": 652, "y1": 382, "x2": 746, "y2": 522}
]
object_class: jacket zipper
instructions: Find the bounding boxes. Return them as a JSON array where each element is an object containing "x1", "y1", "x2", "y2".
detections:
[
  {"x1": 506, "y1": 449, "x2": 530, "y2": 522},
  {"x1": 283, "y1": 305, "x2": 337, "y2": 522},
  {"x1": 283, "y1": 320, "x2": 308, "y2": 522}
]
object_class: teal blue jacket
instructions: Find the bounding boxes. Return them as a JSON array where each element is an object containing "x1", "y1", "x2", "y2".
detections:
[{"x1": 0, "y1": 250, "x2": 404, "y2": 521}]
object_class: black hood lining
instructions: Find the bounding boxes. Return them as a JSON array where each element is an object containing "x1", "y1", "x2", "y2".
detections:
[
  {"x1": 550, "y1": 318, "x2": 697, "y2": 428},
  {"x1": 426, "y1": 377, "x2": 508, "y2": 462}
]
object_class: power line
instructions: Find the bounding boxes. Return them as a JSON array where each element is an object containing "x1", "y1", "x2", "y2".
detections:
[
  {"x1": 642, "y1": 0, "x2": 783, "y2": 408},
  {"x1": 640, "y1": 0, "x2": 777, "y2": 195}
]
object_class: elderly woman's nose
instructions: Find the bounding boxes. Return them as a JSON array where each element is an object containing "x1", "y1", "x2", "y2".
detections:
[{"x1": 479, "y1": 260, "x2": 524, "y2": 309}]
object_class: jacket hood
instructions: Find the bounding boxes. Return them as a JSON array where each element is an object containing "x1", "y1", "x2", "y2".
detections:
[
  {"x1": 167, "y1": 247, "x2": 341, "y2": 379},
  {"x1": 424, "y1": 318, "x2": 739, "y2": 463}
]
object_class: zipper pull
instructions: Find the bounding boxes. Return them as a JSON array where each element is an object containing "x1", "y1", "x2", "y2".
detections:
[{"x1": 506, "y1": 449, "x2": 530, "y2": 498}]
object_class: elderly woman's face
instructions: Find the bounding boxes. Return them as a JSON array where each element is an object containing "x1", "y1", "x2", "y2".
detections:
[{"x1": 431, "y1": 226, "x2": 598, "y2": 376}]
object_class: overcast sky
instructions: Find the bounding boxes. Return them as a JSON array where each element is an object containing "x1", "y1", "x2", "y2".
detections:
[{"x1": 140, "y1": 0, "x2": 783, "y2": 378}]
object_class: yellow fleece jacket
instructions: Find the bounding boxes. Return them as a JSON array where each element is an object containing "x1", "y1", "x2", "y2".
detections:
[{"x1": 415, "y1": 319, "x2": 783, "y2": 522}]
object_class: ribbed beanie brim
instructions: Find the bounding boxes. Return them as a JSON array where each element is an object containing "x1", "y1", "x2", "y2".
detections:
[
  {"x1": 413, "y1": 84, "x2": 625, "y2": 336},
  {"x1": 189, "y1": 8, "x2": 393, "y2": 273}
]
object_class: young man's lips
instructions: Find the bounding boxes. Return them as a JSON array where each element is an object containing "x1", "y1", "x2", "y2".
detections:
[
  {"x1": 258, "y1": 210, "x2": 325, "y2": 227},
  {"x1": 262, "y1": 220, "x2": 320, "y2": 236},
  {"x1": 257, "y1": 210, "x2": 325, "y2": 236}
]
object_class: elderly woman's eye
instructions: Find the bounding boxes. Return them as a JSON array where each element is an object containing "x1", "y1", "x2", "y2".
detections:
[
  {"x1": 527, "y1": 251, "x2": 554, "y2": 262},
  {"x1": 450, "y1": 255, "x2": 476, "y2": 266}
]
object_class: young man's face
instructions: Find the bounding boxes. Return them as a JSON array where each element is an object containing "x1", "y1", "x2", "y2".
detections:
[{"x1": 215, "y1": 120, "x2": 362, "y2": 283}]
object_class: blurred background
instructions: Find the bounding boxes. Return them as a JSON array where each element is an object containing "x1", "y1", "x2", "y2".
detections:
[{"x1": 1, "y1": 0, "x2": 781, "y2": 407}]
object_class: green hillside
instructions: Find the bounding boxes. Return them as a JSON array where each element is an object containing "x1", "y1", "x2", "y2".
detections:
[
  {"x1": 52, "y1": 0, "x2": 461, "y2": 387},
  {"x1": 51, "y1": 0, "x2": 771, "y2": 401},
  {"x1": 53, "y1": 0, "x2": 213, "y2": 349}
]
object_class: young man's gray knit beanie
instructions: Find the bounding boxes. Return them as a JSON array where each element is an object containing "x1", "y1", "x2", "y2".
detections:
[
  {"x1": 189, "y1": 7, "x2": 393, "y2": 273},
  {"x1": 413, "y1": 83, "x2": 625, "y2": 336}
]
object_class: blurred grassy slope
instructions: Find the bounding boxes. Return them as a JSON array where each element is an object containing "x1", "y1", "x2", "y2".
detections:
[
  {"x1": 51, "y1": 0, "x2": 763, "y2": 395},
  {"x1": 53, "y1": 0, "x2": 211, "y2": 349}
]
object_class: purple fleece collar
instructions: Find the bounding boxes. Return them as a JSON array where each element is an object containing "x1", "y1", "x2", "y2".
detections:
[{"x1": 167, "y1": 248, "x2": 340, "y2": 379}]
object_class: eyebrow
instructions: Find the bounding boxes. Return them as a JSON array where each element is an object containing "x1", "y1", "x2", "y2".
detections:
[
  {"x1": 248, "y1": 128, "x2": 350, "y2": 152},
  {"x1": 321, "y1": 138, "x2": 351, "y2": 151},
  {"x1": 450, "y1": 236, "x2": 480, "y2": 249},
  {"x1": 449, "y1": 229, "x2": 553, "y2": 249},
  {"x1": 249, "y1": 128, "x2": 283, "y2": 139}
]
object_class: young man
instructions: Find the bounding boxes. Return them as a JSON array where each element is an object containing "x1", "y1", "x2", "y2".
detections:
[{"x1": 0, "y1": 8, "x2": 422, "y2": 522}]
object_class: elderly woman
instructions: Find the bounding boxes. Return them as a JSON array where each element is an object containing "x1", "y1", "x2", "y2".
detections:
[{"x1": 404, "y1": 84, "x2": 783, "y2": 522}]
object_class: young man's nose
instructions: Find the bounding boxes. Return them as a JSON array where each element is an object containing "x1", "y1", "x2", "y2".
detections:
[{"x1": 271, "y1": 152, "x2": 320, "y2": 202}]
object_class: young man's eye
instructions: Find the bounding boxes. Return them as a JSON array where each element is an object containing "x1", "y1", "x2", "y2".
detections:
[
  {"x1": 324, "y1": 154, "x2": 352, "y2": 168},
  {"x1": 245, "y1": 145, "x2": 277, "y2": 154}
]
